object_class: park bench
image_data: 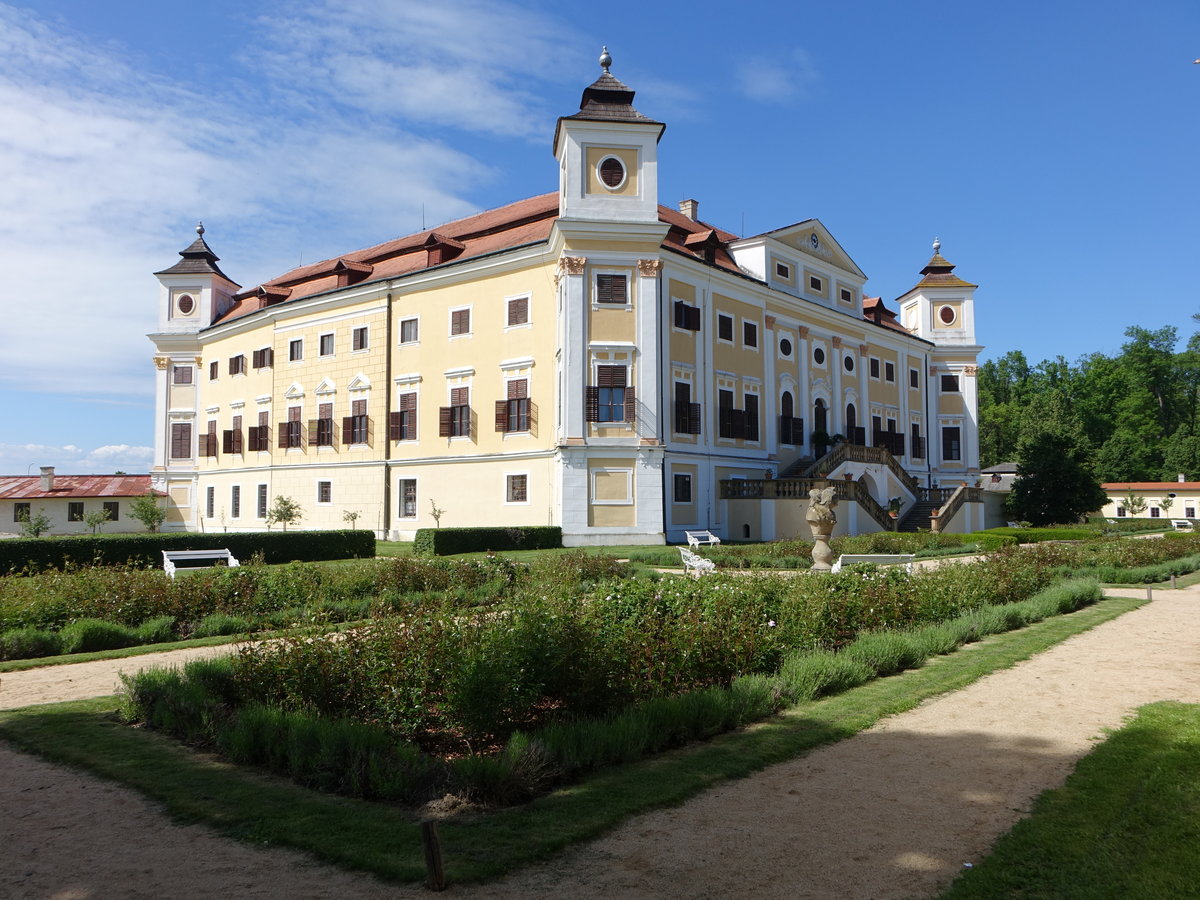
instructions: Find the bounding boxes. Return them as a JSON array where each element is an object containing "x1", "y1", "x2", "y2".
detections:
[
  {"x1": 685, "y1": 530, "x2": 721, "y2": 549},
  {"x1": 1172, "y1": 519, "x2": 1192, "y2": 531},
  {"x1": 678, "y1": 546, "x2": 716, "y2": 578},
  {"x1": 830, "y1": 553, "x2": 915, "y2": 574},
  {"x1": 162, "y1": 548, "x2": 240, "y2": 579}
]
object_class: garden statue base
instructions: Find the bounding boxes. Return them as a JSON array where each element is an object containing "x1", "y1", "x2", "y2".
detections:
[{"x1": 806, "y1": 485, "x2": 839, "y2": 572}]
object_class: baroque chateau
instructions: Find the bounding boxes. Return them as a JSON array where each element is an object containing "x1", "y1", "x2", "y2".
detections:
[{"x1": 147, "y1": 52, "x2": 984, "y2": 544}]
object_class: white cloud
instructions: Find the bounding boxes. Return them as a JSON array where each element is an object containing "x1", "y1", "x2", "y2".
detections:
[
  {"x1": 735, "y1": 50, "x2": 820, "y2": 104},
  {"x1": 255, "y1": 0, "x2": 576, "y2": 138},
  {"x1": 0, "y1": 443, "x2": 153, "y2": 475}
]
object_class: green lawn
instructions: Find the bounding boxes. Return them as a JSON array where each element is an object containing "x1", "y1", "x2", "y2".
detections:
[
  {"x1": 942, "y1": 700, "x2": 1200, "y2": 898},
  {"x1": 0, "y1": 594, "x2": 1145, "y2": 887}
]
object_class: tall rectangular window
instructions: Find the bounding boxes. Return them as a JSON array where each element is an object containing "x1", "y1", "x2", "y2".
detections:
[
  {"x1": 673, "y1": 300, "x2": 701, "y2": 331},
  {"x1": 391, "y1": 392, "x2": 417, "y2": 440},
  {"x1": 674, "y1": 381, "x2": 701, "y2": 435},
  {"x1": 885, "y1": 361, "x2": 896, "y2": 383},
  {"x1": 229, "y1": 355, "x2": 245, "y2": 375},
  {"x1": 352, "y1": 326, "x2": 369, "y2": 351},
  {"x1": 442, "y1": 388, "x2": 471, "y2": 437},
  {"x1": 315, "y1": 402, "x2": 334, "y2": 447},
  {"x1": 205, "y1": 486, "x2": 214, "y2": 518},
  {"x1": 869, "y1": 357, "x2": 880, "y2": 379},
  {"x1": 400, "y1": 318, "x2": 419, "y2": 344},
  {"x1": 231, "y1": 485, "x2": 241, "y2": 518},
  {"x1": 289, "y1": 338, "x2": 303, "y2": 361},
  {"x1": 345, "y1": 398, "x2": 370, "y2": 444},
  {"x1": 673, "y1": 473, "x2": 692, "y2": 503},
  {"x1": 910, "y1": 368, "x2": 920, "y2": 389},
  {"x1": 743, "y1": 321, "x2": 758, "y2": 348},
  {"x1": 319, "y1": 333, "x2": 334, "y2": 356},
  {"x1": 399, "y1": 479, "x2": 417, "y2": 518},
  {"x1": 942, "y1": 426, "x2": 962, "y2": 461},
  {"x1": 103, "y1": 500, "x2": 119, "y2": 521},
  {"x1": 586, "y1": 365, "x2": 631, "y2": 424},
  {"x1": 717, "y1": 314, "x2": 733, "y2": 342},
  {"x1": 170, "y1": 423, "x2": 192, "y2": 459},
  {"x1": 450, "y1": 308, "x2": 471, "y2": 336},
  {"x1": 495, "y1": 379, "x2": 530, "y2": 433},
  {"x1": 68, "y1": 501, "x2": 84, "y2": 522},
  {"x1": 744, "y1": 393, "x2": 760, "y2": 442},
  {"x1": 209, "y1": 361, "x2": 218, "y2": 380},
  {"x1": 257, "y1": 484, "x2": 268, "y2": 518},
  {"x1": 13, "y1": 502, "x2": 30, "y2": 523},
  {"x1": 317, "y1": 481, "x2": 332, "y2": 504}
]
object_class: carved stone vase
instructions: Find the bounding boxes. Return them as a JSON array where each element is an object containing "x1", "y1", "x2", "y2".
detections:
[{"x1": 811, "y1": 524, "x2": 835, "y2": 572}]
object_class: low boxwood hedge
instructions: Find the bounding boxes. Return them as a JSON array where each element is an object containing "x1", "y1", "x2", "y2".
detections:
[
  {"x1": 0, "y1": 530, "x2": 375, "y2": 574},
  {"x1": 413, "y1": 526, "x2": 562, "y2": 556}
]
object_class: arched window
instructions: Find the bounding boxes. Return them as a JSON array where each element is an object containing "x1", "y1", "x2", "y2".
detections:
[
  {"x1": 781, "y1": 391, "x2": 794, "y2": 417},
  {"x1": 814, "y1": 398, "x2": 827, "y2": 434},
  {"x1": 845, "y1": 403, "x2": 856, "y2": 430}
]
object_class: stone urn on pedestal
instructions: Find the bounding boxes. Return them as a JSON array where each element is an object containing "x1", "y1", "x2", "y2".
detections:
[{"x1": 807, "y1": 485, "x2": 839, "y2": 572}]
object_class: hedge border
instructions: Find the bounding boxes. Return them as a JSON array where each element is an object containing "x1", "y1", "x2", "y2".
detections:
[{"x1": 413, "y1": 526, "x2": 562, "y2": 556}]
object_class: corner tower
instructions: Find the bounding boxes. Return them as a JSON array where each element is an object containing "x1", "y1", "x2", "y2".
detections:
[{"x1": 553, "y1": 47, "x2": 665, "y2": 224}]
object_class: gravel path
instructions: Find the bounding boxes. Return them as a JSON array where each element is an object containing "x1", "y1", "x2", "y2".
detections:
[{"x1": 2, "y1": 584, "x2": 1197, "y2": 899}]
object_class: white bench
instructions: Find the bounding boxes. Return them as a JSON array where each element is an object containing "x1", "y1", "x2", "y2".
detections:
[
  {"x1": 685, "y1": 530, "x2": 721, "y2": 549},
  {"x1": 1172, "y1": 520, "x2": 1192, "y2": 531},
  {"x1": 162, "y1": 549, "x2": 240, "y2": 579},
  {"x1": 831, "y1": 553, "x2": 915, "y2": 574},
  {"x1": 678, "y1": 546, "x2": 716, "y2": 577}
]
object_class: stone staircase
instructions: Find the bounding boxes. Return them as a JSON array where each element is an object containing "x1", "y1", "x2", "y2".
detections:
[{"x1": 899, "y1": 498, "x2": 942, "y2": 532}]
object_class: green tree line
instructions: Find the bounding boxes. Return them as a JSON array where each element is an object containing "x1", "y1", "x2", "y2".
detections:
[{"x1": 980, "y1": 325, "x2": 1200, "y2": 483}]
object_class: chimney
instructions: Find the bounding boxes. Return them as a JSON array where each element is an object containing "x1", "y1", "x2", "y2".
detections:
[
  {"x1": 40, "y1": 466, "x2": 55, "y2": 491},
  {"x1": 678, "y1": 199, "x2": 699, "y2": 221},
  {"x1": 1179, "y1": 473, "x2": 1186, "y2": 483}
]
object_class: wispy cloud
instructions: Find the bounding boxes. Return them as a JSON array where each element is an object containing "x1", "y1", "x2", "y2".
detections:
[
  {"x1": 255, "y1": 0, "x2": 578, "y2": 138},
  {"x1": 734, "y1": 49, "x2": 820, "y2": 104},
  {"x1": 0, "y1": 443, "x2": 153, "y2": 475}
]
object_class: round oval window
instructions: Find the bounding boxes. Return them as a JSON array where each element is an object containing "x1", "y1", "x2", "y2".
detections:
[
  {"x1": 813, "y1": 347, "x2": 826, "y2": 365},
  {"x1": 779, "y1": 338, "x2": 793, "y2": 357},
  {"x1": 844, "y1": 355, "x2": 855, "y2": 373},
  {"x1": 939, "y1": 305, "x2": 957, "y2": 325},
  {"x1": 177, "y1": 294, "x2": 195, "y2": 315},
  {"x1": 598, "y1": 156, "x2": 625, "y2": 189}
]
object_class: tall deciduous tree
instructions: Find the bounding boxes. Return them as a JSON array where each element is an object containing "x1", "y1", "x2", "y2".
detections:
[{"x1": 1008, "y1": 391, "x2": 1107, "y2": 525}]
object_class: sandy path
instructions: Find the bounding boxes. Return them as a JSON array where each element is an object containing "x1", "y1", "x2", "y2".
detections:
[{"x1": 1, "y1": 585, "x2": 1197, "y2": 899}]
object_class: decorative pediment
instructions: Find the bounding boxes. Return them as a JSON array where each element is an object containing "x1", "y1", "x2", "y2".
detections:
[
  {"x1": 284, "y1": 382, "x2": 305, "y2": 400},
  {"x1": 348, "y1": 373, "x2": 371, "y2": 392},
  {"x1": 766, "y1": 220, "x2": 866, "y2": 279},
  {"x1": 315, "y1": 378, "x2": 336, "y2": 395}
]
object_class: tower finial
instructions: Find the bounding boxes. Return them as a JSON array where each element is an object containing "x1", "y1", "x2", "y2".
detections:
[
  {"x1": 196, "y1": 221, "x2": 205, "y2": 237},
  {"x1": 932, "y1": 236, "x2": 940, "y2": 254},
  {"x1": 599, "y1": 45, "x2": 612, "y2": 73}
]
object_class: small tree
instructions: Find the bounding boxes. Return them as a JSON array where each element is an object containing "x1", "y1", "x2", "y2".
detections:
[
  {"x1": 83, "y1": 508, "x2": 112, "y2": 534},
  {"x1": 342, "y1": 509, "x2": 361, "y2": 529},
  {"x1": 1160, "y1": 494, "x2": 1174, "y2": 517},
  {"x1": 1123, "y1": 490, "x2": 1148, "y2": 517},
  {"x1": 17, "y1": 507, "x2": 52, "y2": 538},
  {"x1": 429, "y1": 499, "x2": 444, "y2": 528},
  {"x1": 129, "y1": 494, "x2": 167, "y2": 533},
  {"x1": 265, "y1": 495, "x2": 303, "y2": 531}
]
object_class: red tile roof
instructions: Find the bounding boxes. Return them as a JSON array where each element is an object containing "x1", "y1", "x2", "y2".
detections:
[
  {"x1": 0, "y1": 475, "x2": 157, "y2": 500},
  {"x1": 861, "y1": 296, "x2": 910, "y2": 334},
  {"x1": 1103, "y1": 482, "x2": 1200, "y2": 491}
]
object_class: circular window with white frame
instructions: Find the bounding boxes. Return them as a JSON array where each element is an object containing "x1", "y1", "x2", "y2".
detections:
[
  {"x1": 779, "y1": 337, "x2": 793, "y2": 358},
  {"x1": 597, "y1": 155, "x2": 627, "y2": 190},
  {"x1": 813, "y1": 346, "x2": 826, "y2": 366},
  {"x1": 177, "y1": 294, "x2": 195, "y2": 315},
  {"x1": 938, "y1": 305, "x2": 957, "y2": 325}
]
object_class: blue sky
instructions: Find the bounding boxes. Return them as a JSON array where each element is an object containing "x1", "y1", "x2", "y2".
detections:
[{"x1": 2, "y1": 0, "x2": 1198, "y2": 474}]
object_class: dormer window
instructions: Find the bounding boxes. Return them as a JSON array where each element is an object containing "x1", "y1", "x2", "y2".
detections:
[
  {"x1": 334, "y1": 259, "x2": 373, "y2": 288},
  {"x1": 423, "y1": 233, "x2": 465, "y2": 267}
]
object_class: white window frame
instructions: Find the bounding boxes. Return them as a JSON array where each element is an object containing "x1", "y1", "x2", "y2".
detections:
[
  {"x1": 741, "y1": 318, "x2": 759, "y2": 352},
  {"x1": 449, "y1": 305, "x2": 472, "y2": 339},
  {"x1": 869, "y1": 356, "x2": 881, "y2": 381},
  {"x1": 716, "y1": 312, "x2": 735, "y2": 345},
  {"x1": 351, "y1": 325, "x2": 369, "y2": 353},
  {"x1": 672, "y1": 471, "x2": 693, "y2": 504},
  {"x1": 505, "y1": 293, "x2": 532, "y2": 330},
  {"x1": 595, "y1": 153, "x2": 629, "y2": 191},
  {"x1": 504, "y1": 472, "x2": 530, "y2": 505},
  {"x1": 590, "y1": 467, "x2": 634, "y2": 506},
  {"x1": 289, "y1": 338, "x2": 304, "y2": 362},
  {"x1": 318, "y1": 331, "x2": 335, "y2": 357},
  {"x1": 592, "y1": 270, "x2": 631, "y2": 309},
  {"x1": 316, "y1": 480, "x2": 332, "y2": 505},
  {"x1": 398, "y1": 477, "x2": 418, "y2": 519},
  {"x1": 399, "y1": 316, "x2": 420, "y2": 345}
]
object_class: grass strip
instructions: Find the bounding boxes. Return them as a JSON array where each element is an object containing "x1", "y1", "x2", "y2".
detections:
[
  {"x1": 0, "y1": 594, "x2": 1144, "y2": 885},
  {"x1": 942, "y1": 700, "x2": 1200, "y2": 898}
]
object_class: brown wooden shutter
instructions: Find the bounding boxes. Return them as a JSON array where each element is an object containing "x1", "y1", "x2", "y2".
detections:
[
  {"x1": 233, "y1": 430, "x2": 243, "y2": 454},
  {"x1": 528, "y1": 400, "x2": 538, "y2": 437},
  {"x1": 278, "y1": 422, "x2": 288, "y2": 446},
  {"x1": 585, "y1": 387, "x2": 600, "y2": 422},
  {"x1": 450, "y1": 387, "x2": 468, "y2": 406},
  {"x1": 342, "y1": 417, "x2": 354, "y2": 444},
  {"x1": 687, "y1": 305, "x2": 701, "y2": 331},
  {"x1": 222, "y1": 430, "x2": 234, "y2": 454},
  {"x1": 624, "y1": 386, "x2": 637, "y2": 424},
  {"x1": 439, "y1": 407, "x2": 452, "y2": 437},
  {"x1": 366, "y1": 416, "x2": 374, "y2": 447},
  {"x1": 508, "y1": 378, "x2": 527, "y2": 399},
  {"x1": 507, "y1": 297, "x2": 527, "y2": 326},
  {"x1": 353, "y1": 399, "x2": 366, "y2": 416},
  {"x1": 388, "y1": 412, "x2": 402, "y2": 440},
  {"x1": 495, "y1": 400, "x2": 509, "y2": 432},
  {"x1": 688, "y1": 403, "x2": 702, "y2": 434}
]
